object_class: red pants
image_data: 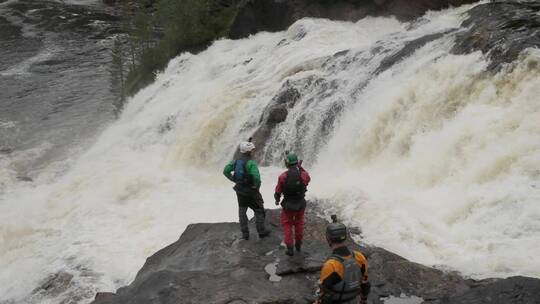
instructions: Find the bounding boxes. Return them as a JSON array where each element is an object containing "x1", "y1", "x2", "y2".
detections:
[{"x1": 281, "y1": 208, "x2": 305, "y2": 247}]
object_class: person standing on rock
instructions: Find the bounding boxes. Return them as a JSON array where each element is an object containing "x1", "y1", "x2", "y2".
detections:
[
  {"x1": 223, "y1": 141, "x2": 270, "y2": 240},
  {"x1": 315, "y1": 216, "x2": 370, "y2": 304},
  {"x1": 274, "y1": 152, "x2": 311, "y2": 256}
]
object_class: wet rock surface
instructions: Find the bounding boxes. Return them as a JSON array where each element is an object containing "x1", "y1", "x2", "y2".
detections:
[
  {"x1": 377, "y1": 0, "x2": 477, "y2": 20},
  {"x1": 91, "y1": 208, "x2": 540, "y2": 304},
  {"x1": 32, "y1": 271, "x2": 74, "y2": 297},
  {"x1": 228, "y1": 0, "x2": 479, "y2": 39},
  {"x1": 439, "y1": 276, "x2": 540, "y2": 304},
  {"x1": 453, "y1": 1, "x2": 540, "y2": 71}
]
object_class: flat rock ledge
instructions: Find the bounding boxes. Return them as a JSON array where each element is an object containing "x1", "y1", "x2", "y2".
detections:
[{"x1": 92, "y1": 209, "x2": 540, "y2": 304}]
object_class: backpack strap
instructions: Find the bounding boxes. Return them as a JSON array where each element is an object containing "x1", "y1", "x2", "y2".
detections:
[{"x1": 233, "y1": 159, "x2": 249, "y2": 184}]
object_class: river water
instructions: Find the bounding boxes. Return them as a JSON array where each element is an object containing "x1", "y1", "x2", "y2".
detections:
[
  {"x1": 1, "y1": 1, "x2": 539, "y2": 303},
  {"x1": 0, "y1": 0, "x2": 118, "y2": 188}
]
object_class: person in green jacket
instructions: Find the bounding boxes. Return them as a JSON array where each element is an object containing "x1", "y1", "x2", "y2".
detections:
[{"x1": 223, "y1": 141, "x2": 270, "y2": 240}]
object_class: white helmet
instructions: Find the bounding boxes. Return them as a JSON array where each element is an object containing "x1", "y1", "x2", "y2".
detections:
[{"x1": 239, "y1": 141, "x2": 256, "y2": 154}]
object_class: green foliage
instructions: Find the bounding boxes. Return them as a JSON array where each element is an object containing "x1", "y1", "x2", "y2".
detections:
[{"x1": 117, "y1": 0, "x2": 238, "y2": 97}]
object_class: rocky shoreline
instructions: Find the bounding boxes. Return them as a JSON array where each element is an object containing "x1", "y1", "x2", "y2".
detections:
[{"x1": 91, "y1": 208, "x2": 540, "y2": 304}]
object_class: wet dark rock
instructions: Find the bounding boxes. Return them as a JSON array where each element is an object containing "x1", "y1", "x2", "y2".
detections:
[
  {"x1": 33, "y1": 271, "x2": 74, "y2": 297},
  {"x1": 94, "y1": 292, "x2": 117, "y2": 301},
  {"x1": 246, "y1": 83, "x2": 300, "y2": 162},
  {"x1": 16, "y1": 176, "x2": 33, "y2": 182},
  {"x1": 267, "y1": 105, "x2": 288, "y2": 124},
  {"x1": 91, "y1": 208, "x2": 540, "y2": 304},
  {"x1": 249, "y1": 75, "x2": 345, "y2": 164},
  {"x1": 0, "y1": 147, "x2": 13, "y2": 154},
  {"x1": 377, "y1": 0, "x2": 477, "y2": 20},
  {"x1": 439, "y1": 276, "x2": 540, "y2": 304},
  {"x1": 158, "y1": 115, "x2": 176, "y2": 134},
  {"x1": 453, "y1": 1, "x2": 540, "y2": 71},
  {"x1": 274, "y1": 85, "x2": 301, "y2": 106},
  {"x1": 229, "y1": 0, "x2": 295, "y2": 39},
  {"x1": 245, "y1": 124, "x2": 274, "y2": 162},
  {"x1": 228, "y1": 0, "x2": 481, "y2": 39},
  {"x1": 375, "y1": 31, "x2": 451, "y2": 74},
  {"x1": 92, "y1": 210, "x2": 321, "y2": 304}
]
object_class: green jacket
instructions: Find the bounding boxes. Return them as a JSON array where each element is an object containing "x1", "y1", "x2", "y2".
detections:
[{"x1": 223, "y1": 159, "x2": 261, "y2": 188}]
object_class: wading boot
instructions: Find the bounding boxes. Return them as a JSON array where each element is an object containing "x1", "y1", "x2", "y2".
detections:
[
  {"x1": 259, "y1": 230, "x2": 270, "y2": 239},
  {"x1": 286, "y1": 246, "x2": 294, "y2": 256}
]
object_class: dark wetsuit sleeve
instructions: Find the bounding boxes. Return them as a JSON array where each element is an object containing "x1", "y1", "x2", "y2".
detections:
[
  {"x1": 321, "y1": 272, "x2": 342, "y2": 290},
  {"x1": 319, "y1": 259, "x2": 343, "y2": 291}
]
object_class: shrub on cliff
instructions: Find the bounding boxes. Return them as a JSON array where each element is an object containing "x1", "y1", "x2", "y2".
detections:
[{"x1": 120, "y1": 0, "x2": 238, "y2": 97}]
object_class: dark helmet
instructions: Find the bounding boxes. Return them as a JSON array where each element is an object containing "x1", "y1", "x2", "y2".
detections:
[{"x1": 326, "y1": 215, "x2": 347, "y2": 243}]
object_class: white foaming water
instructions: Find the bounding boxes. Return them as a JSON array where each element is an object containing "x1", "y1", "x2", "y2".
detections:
[
  {"x1": 1, "y1": 3, "x2": 539, "y2": 303},
  {"x1": 0, "y1": 120, "x2": 16, "y2": 129},
  {"x1": 313, "y1": 47, "x2": 540, "y2": 278}
]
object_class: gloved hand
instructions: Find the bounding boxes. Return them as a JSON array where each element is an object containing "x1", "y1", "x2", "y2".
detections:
[{"x1": 274, "y1": 192, "x2": 281, "y2": 205}]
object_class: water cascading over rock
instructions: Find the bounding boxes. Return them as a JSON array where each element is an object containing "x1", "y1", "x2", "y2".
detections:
[{"x1": 1, "y1": 1, "x2": 539, "y2": 304}]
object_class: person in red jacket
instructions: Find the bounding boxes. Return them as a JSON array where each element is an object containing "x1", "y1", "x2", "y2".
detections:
[{"x1": 274, "y1": 152, "x2": 311, "y2": 256}]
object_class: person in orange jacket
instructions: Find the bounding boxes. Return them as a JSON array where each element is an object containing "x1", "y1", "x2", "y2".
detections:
[
  {"x1": 274, "y1": 152, "x2": 311, "y2": 256},
  {"x1": 315, "y1": 215, "x2": 370, "y2": 304}
]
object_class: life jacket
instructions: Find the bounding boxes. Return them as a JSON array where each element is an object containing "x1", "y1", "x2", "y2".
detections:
[
  {"x1": 233, "y1": 159, "x2": 253, "y2": 187},
  {"x1": 282, "y1": 166, "x2": 306, "y2": 198},
  {"x1": 328, "y1": 253, "x2": 363, "y2": 303}
]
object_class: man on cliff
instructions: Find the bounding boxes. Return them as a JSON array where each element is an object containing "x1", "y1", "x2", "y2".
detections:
[
  {"x1": 315, "y1": 216, "x2": 370, "y2": 304},
  {"x1": 274, "y1": 152, "x2": 311, "y2": 256},
  {"x1": 223, "y1": 141, "x2": 270, "y2": 240}
]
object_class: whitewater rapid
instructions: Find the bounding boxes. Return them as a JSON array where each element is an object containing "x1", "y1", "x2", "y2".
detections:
[{"x1": 1, "y1": 2, "x2": 539, "y2": 303}]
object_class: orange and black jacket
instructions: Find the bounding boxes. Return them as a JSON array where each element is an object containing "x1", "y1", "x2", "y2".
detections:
[{"x1": 318, "y1": 246, "x2": 370, "y2": 303}]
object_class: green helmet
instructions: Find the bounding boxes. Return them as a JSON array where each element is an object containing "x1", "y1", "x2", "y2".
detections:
[
  {"x1": 285, "y1": 153, "x2": 298, "y2": 166},
  {"x1": 326, "y1": 215, "x2": 347, "y2": 243}
]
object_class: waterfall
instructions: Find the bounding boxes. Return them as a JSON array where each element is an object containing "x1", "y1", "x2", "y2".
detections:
[{"x1": 1, "y1": 2, "x2": 539, "y2": 303}]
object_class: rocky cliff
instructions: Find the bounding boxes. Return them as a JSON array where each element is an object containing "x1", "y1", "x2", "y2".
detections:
[
  {"x1": 228, "y1": 0, "x2": 478, "y2": 39},
  {"x1": 92, "y1": 208, "x2": 540, "y2": 304}
]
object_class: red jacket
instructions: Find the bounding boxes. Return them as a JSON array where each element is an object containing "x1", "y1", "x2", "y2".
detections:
[{"x1": 275, "y1": 165, "x2": 311, "y2": 194}]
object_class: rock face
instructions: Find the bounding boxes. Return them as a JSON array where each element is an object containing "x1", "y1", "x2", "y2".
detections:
[
  {"x1": 92, "y1": 208, "x2": 540, "y2": 304},
  {"x1": 453, "y1": 1, "x2": 540, "y2": 71},
  {"x1": 228, "y1": 0, "x2": 479, "y2": 39},
  {"x1": 377, "y1": 0, "x2": 477, "y2": 20},
  {"x1": 229, "y1": 0, "x2": 296, "y2": 39}
]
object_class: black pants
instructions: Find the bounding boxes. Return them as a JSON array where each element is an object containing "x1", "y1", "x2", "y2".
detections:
[{"x1": 236, "y1": 191, "x2": 266, "y2": 235}]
